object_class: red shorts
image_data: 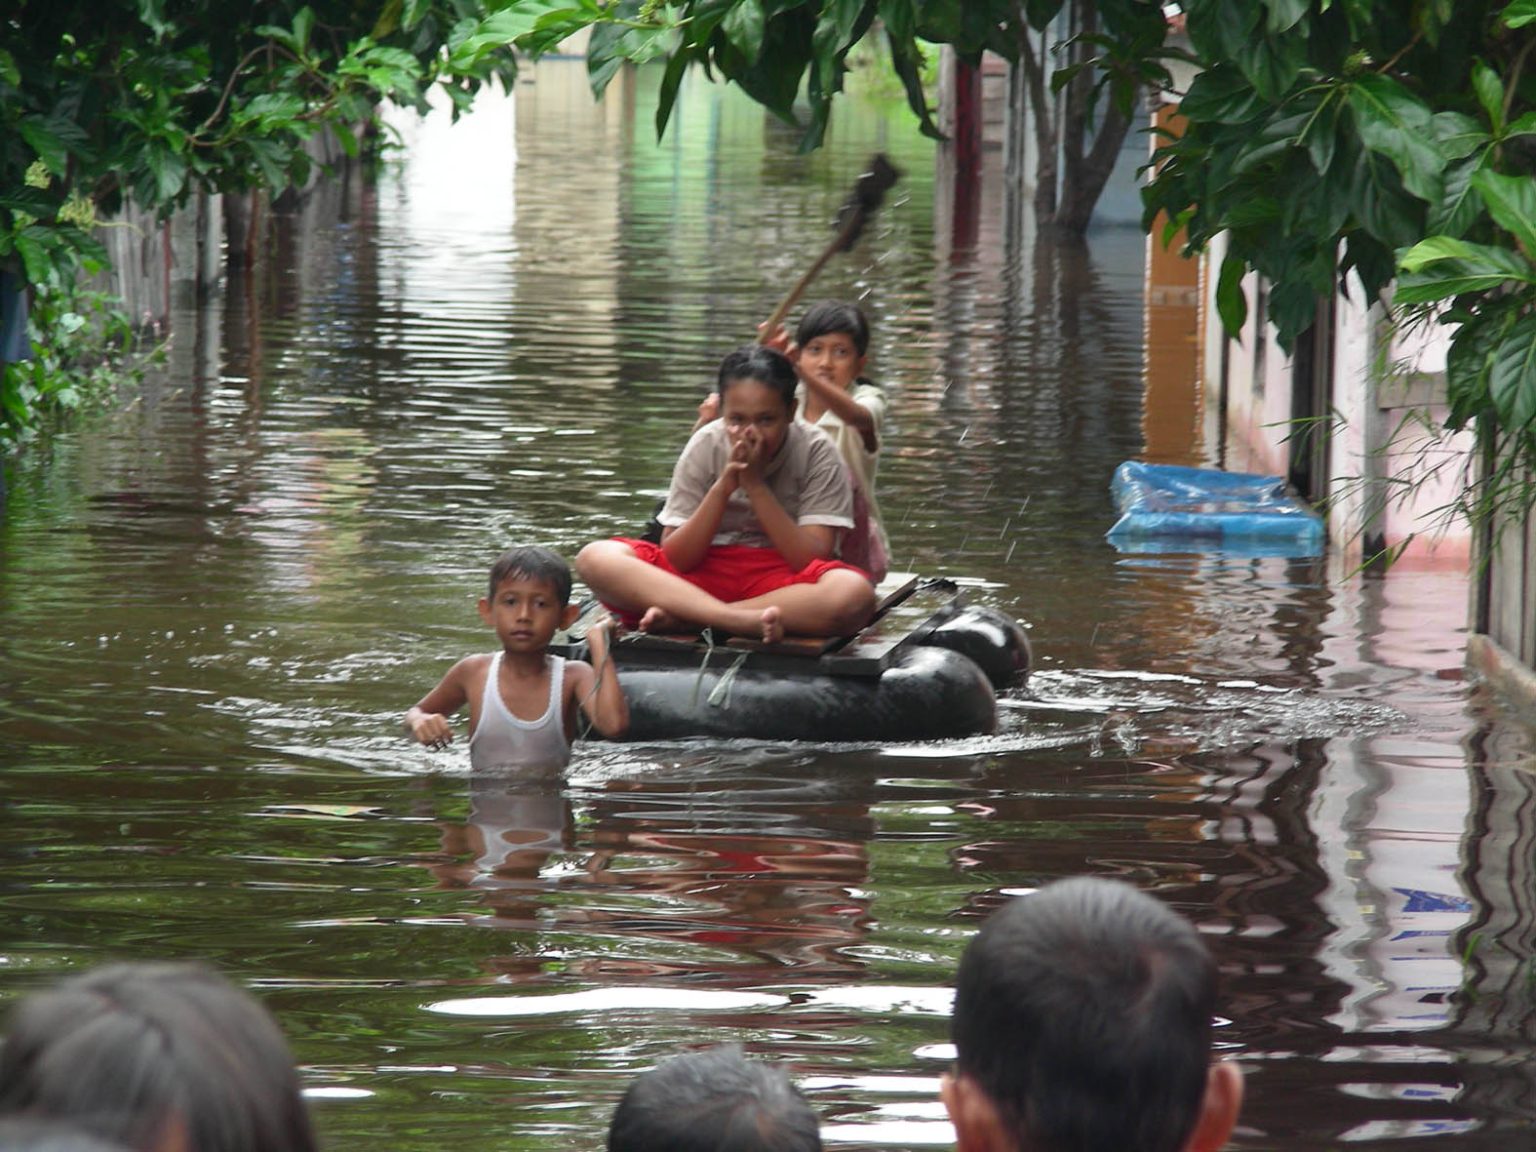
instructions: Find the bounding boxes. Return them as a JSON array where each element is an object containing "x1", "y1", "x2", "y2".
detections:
[{"x1": 609, "y1": 538, "x2": 867, "y2": 627}]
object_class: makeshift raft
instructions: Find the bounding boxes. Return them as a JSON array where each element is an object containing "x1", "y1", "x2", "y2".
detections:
[{"x1": 555, "y1": 576, "x2": 1029, "y2": 742}]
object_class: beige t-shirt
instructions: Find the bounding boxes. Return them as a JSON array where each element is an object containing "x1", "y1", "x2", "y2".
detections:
[
  {"x1": 798, "y1": 380, "x2": 889, "y2": 560},
  {"x1": 657, "y1": 420, "x2": 854, "y2": 549}
]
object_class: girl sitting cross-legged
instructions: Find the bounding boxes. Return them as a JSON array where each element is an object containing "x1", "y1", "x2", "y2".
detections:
[{"x1": 577, "y1": 344, "x2": 876, "y2": 644}]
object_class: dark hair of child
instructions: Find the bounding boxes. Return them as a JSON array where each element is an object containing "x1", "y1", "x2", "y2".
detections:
[
  {"x1": 0, "y1": 1118, "x2": 134, "y2": 1152},
  {"x1": 951, "y1": 876, "x2": 1217, "y2": 1152},
  {"x1": 607, "y1": 1044, "x2": 822, "y2": 1152},
  {"x1": 794, "y1": 300, "x2": 870, "y2": 356},
  {"x1": 716, "y1": 345, "x2": 798, "y2": 409},
  {"x1": 487, "y1": 544, "x2": 573, "y2": 605},
  {"x1": 0, "y1": 961, "x2": 319, "y2": 1152}
]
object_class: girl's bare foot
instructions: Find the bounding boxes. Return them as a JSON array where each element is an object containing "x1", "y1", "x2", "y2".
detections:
[
  {"x1": 637, "y1": 606, "x2": 681, "y2": 633},
  {"x1": 759, "y1": 607, "x2": 784, "y2": 644}
]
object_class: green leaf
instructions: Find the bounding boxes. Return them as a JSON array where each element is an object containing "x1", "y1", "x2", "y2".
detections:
[
  {"x1": 1501, "y1": 0, "x2": 1536, "y2": 28},
  {"x1": 294, "y1": 7, "x2": 315, "y2": 52},
  {"x1": 1302, "y1": 95, "x2": 1339, "y2": 174},
  {"x1": 1216, "y1": 255, "x2": 1248, "y2": 334},
  {"x1": 135, "y1": 0, "x2": 174, "y2": 38},
  {"x1": 1432, "y1": 111, "x2": 1487, "y2": 161},
  {"x1": 18, "y1": 121, "x2": 70, "y2": 176},
  {"x1": 1263, "y1": 0, "x2": 1309, "y2": 34},
  {"x1": 1234, "y1": 32, "x2": 1305, "y2": 104},
  {"x1": 13, "y1": 231, "x2": 49, "y2": 286},
  {"x1": 1506, "y1": 111, "x2": 1536, "y2": 139},
  {"x1": 231, "y1": 92, "x2": 307, "y2": 131},
  {"x1": 517, "y1": 15, "x2": 592, "y2": 58},
  {"x1": 147, "y1": 146, "x2": 188, "y2": 205},
  {"x1": 0, "y1": 47, "x2": 19, "y2": 87},
  {"x1": 882, "y1": 9, "x2": 941, "y2": 140},
  {"x1": 1349, "y1": 146, "x2": 1422, "y2": 249},
  {"x1": 1346, "y1": 73, "x2": 1443, "y2": 203},
  {"x1": 655, "y1": 47, "x2": 690, "y2": 139},
  {"x1": 1473, "y1": 169, "x2": 1536, "y2": 256},
  {"x1": 244, "y1": 138, "x2": 289, "y2": 189},
  {"x1": 448, "y1": 4, "x2": 580, "y2": 70},
  {"x1": 1444, "y1": 311, "x2": 1502, "y2": 429},
  {"x1": 722, "y1": 0, "x2": 766, "y2": 60},
  {"x1": 587, "y1": 19, "x2": 673, "y2": 94},
  {"x1": 372, "y1": 0, "x2": 401, "y2": 38},
  {"x1": 1488, "y1": 315, "x2": 1536, "y2": 431},
  {"x1": 1471, "y1": 59, "x2": 1504, "y2": 134},
  {"x1": 1427, "y1": 157, "x2": 1484, "y2": 238},
  {"x1": 402, "y1": 0, "x2": 432, "y2": 32},
  {"x1": 332, "y1": 120, "x2": 358, "y2": 159},
  {"x1": 1024, "y1": 0, "x2": 1064, "y2": 25},
  {"x1": 1178, "y1": 65, "x2": 1269, "y2": 125},
  {"x1": 1393, "y1": 240, "x2": 1536, "y2": 304},
  {"x1": 1398, "y1": 235, "x2": 1502, "y2": 273}
]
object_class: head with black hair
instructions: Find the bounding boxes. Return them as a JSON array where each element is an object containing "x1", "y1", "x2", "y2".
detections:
[
  {"x1": 608, "y1": 1045, "x2": 822, "y2": 1152},
  {"x1": 487, "y1": 544, "x2": 573, "y2": 605},
  {"x1": 714, "y1": 346, "x2": 799, "y2": 467},
  {"x1": 0, "y1": 1118, "x2": 134, "y2": 1152},
  {"x1": 794, "y1": 300, "x2": 870, "y2": 357},
  {"x1": 0, "y1": 962, "x2": 317, "y2": 1152},
  {"x1": 717, "y1": 344, "x2": 798, "y2": 408},
  {"x1": 942, "y1": 877, "x2": 1243, "y2": 1152}
]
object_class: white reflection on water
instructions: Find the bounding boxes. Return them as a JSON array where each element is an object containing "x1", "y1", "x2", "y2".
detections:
[{"x1": 426, "y1": 986, "x2": 789, "y2": 1017}]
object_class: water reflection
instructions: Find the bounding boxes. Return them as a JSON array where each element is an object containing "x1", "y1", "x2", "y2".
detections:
[{"x1": 0, "y1": 54, "x2": 1527, "y2": 1152}]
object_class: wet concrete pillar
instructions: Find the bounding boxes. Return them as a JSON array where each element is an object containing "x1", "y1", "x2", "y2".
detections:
[{"x1": 936, "y1": 47, "x2": 982, "y2": 253}]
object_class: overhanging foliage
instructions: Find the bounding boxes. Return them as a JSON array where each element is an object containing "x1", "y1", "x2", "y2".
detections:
[{"x1": 1146, "y1": 0, "x2": 1536, "y2": 483}]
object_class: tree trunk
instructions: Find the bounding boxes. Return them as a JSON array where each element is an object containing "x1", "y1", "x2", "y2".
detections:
[
  {"x1": 1055, "y1": 95, "x2": 1132, "y2": 234},
  {"x1": 1012, "y1": 10, "x2": 1057, "y2": 221},
  {"x1": 1010, "y1": 0, "x2": 1138, "y2": 236}
]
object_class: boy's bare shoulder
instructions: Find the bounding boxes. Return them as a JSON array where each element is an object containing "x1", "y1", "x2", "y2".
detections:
[
  {"x1": 562, "y1": 657, "x2": 596, "y2": 687},
  {"x1": 446, "y1": 652, "x2": 495, "y2": 681}
]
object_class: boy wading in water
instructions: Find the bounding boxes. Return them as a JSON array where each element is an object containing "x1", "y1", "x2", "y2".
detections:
[
  {"x1": 405, "y1": 546, "x2": 628, "y2": 771},
  {"x1": 578, "y1": 345, "x2": 876, "y2": 643}
]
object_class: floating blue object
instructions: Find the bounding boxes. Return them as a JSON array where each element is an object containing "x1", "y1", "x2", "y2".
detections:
[{"x1": 1106, "y1": 461, "x2": 1325, "y2": 556}]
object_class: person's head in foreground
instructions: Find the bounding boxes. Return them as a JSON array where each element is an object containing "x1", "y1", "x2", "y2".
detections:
[
  {"x1": 0, "y1": 961, "x2": 317, "y2": 1152},
  {"x1": 0, "y1": 1118, "x2": 133, "y2": 1152},
  {"x1": 608, "y1": 1043, "x2": 822, "y2": 1152},
  {"x1": 942, "y1": 876, "x2": 1243, "y2": 1152}
]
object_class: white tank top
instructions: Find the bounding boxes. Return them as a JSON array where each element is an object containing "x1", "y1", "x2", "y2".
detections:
[{"x1": 468, "y1": 653, "x2": 571, "y2": 771}]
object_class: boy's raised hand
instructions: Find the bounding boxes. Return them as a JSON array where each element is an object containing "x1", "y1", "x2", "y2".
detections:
[{"x1": 756, "y1": 322, "x2": 795, "y2": 356}]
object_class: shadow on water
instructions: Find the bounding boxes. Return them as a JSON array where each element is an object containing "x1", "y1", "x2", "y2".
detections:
[{"x1": 1, "y1": 58, "x2": 1533, "y2": 1152}]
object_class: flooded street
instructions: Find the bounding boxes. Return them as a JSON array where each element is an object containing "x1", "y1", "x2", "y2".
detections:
[{"x1": 4, "y1": 60, "x2": 1536, "y2": 1152}]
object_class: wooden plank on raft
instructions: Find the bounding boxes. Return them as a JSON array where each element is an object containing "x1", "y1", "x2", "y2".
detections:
[{"x1": 552, "y1": 572, "x2": 939, "y2": 680}]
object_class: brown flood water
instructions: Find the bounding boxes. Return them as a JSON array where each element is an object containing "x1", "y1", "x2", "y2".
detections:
[{"x1": 3, "y1": 60, "x2": 1536, "y2": 1152}]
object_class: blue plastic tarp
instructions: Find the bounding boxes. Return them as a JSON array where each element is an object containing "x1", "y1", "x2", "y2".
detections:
[{"x1": 1106, "y1": 461, "x2": 1324, "y2": 556}]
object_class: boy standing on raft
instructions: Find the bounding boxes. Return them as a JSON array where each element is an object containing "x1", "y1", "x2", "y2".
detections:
[
  {"x1": 405, "y1": 545, "x2": 628, "y2": 770},
  {"x1": 577, "y1": 345, "x2": 875, "y2": 643},
  {"x1": 780, "y1": 300, "x2": 889, "y2": 582}
]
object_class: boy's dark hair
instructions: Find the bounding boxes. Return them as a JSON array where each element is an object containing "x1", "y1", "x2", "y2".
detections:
[
  {"x1": 0, "y1": 962, "x2": 318, "y2": 1152},
  {"x1": 951, "y1": 877, "x2": 1216, "y2": 1152},
  {"x1": 0, "y1": 1118, "x2": 133, "y2": 1152},
  {"x1": 717, "y1": 345, "x2": 798, "y2": 409},
  {"x1": 795, "y1": 300, "x2": 870, "y2": 356},
  {"x1": 487, "y1": 545, "x2": 573, "y2": 604},
  {"x1": 608, "y1": 1045, "x2": 822, "y2": 1152},
  {"x1": 0, "y1": 1124, "x2": 133, "y2": 1152}
]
